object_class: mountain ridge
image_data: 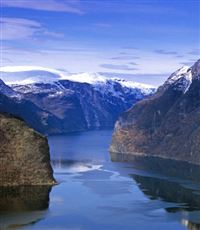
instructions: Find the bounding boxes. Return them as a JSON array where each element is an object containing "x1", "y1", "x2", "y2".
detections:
[
  {"x1": 0, "y1": 68, "x2": 156, "y2": 134},
  {"x1": 0, "y1": 66, "x2": 155, "y2": 89}
]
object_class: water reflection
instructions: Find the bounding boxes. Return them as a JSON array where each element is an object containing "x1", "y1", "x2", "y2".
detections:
[
  {"x1": 111, "y1": 153, "x2": 200, "y2": 229},
  {"x1": 0, "y1": 186, "x2": 52, "y2": 229},
  {"x1": 110, "y1": 153, "x2": 200, "y2": 183},
  {"x1": 132, "y1": 174, "x2": 200, "y2": 211}
]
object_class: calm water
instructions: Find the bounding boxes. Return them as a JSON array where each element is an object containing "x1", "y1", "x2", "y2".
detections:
[{"x1": 0, "y1": 130, "x2": 200, "y2": 230}]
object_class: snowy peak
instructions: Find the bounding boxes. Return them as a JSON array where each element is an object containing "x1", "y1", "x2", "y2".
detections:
[
  {"x1": 162, "y1": 65, "x2": 192, "y2": 93},
  {"x1": 166, "y1": 66, "x2": 191, "y2": 85},
  {"x1": 0, "y1": 66, "x2": 108, "y2": 85},
  {"x1": 0, "y1": 66, "x2": 156, "y2": 95},
  {"x1": 113, "y1": 78, "x2": 154, "y2": 89},
  {"x1": 61, "y1": 72, "x2": 107, "y2": 84},
  {"x1": 158, "y1": 59, "x2": 200, "y2": 94}
]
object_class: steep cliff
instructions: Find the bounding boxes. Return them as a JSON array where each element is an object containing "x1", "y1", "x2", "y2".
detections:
[
  {"x1": 110, "y1": 59, "x2": 200, "y2": 165},
  {"x1": 0, "y1": 113, "x2": 56, "y2": 186}
]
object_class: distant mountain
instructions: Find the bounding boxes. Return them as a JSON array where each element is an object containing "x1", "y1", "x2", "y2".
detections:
[
  {"x1": 0, "y1": 92, "x2": 62, "y2": 134},
  {"x1": 0, "y1": 67, "x2": 156, "y2": 134},
  {"x1": 110, "y1": 59, "x2": 200, "y2": 165},
  {"x1": 0, "y1": 79, "x2": 18, "y2": 97}
]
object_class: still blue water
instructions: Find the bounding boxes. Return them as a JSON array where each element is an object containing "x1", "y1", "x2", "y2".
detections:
[{"x1": 0, "y1": 130, "x2": 200, "y2": 230}]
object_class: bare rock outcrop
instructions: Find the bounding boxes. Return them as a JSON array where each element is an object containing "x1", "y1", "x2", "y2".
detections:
[{"x1": 0, "y1": 113, "x2": 56, "y2": 186}]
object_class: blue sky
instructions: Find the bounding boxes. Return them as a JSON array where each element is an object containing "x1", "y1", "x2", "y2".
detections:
[{"x1": 1, "y1": 0, "x2": 200, "y2": 85}]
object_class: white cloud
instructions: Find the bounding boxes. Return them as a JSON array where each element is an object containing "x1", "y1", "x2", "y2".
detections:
[
  {"x1": 0, "y1": 17, "x2": 63, "y2": 40},
  {"x1": 100, "y1": 64, "x2": 138, "y2": 71},
  {"x1": 2, "y1": 0, "x2": 83, "y2": 14},
  {"x1": 1, "y1": 18, "x2": 41, "y2": 40},
  {"x1": 1, "y1": 17, "x2": 41, "y2": 27}
]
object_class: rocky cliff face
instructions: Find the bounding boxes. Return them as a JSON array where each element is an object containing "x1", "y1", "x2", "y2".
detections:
[
  {"x1": 0, "y1": 113, "x2": 56, "y2": 186},
  {"x1": 110, "y1": 59, "x2": 200, "y2": 165}
]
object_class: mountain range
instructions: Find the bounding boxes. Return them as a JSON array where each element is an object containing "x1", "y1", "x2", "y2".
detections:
[{"x1": 0, "y1": 67, "x2": 155, "y2": 134}]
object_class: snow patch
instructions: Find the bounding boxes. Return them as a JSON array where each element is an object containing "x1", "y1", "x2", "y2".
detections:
[
  {"x1": 60, "y1": 72, "x2": 107, "y2": 84},
  {"x1": 164, "y1": 66, "x2": 193, "y2": 93}
]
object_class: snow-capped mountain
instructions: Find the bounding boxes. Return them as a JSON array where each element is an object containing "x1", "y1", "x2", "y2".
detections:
[
  {"x1": 161, "y1": 65, "x2": 192, "y2": 93},
  {"x1": 110, "y1": 59, "x2": 200, "y2": 165},
  {"x1": 0, "y1": 66, "x2": 156, "y2": 134},
  {"x1": 1, "y1": 66, "x2": 155, "y2": 99},
  {"x1": 0, "y1": 66, "x2": 155, "y2": 93}
]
